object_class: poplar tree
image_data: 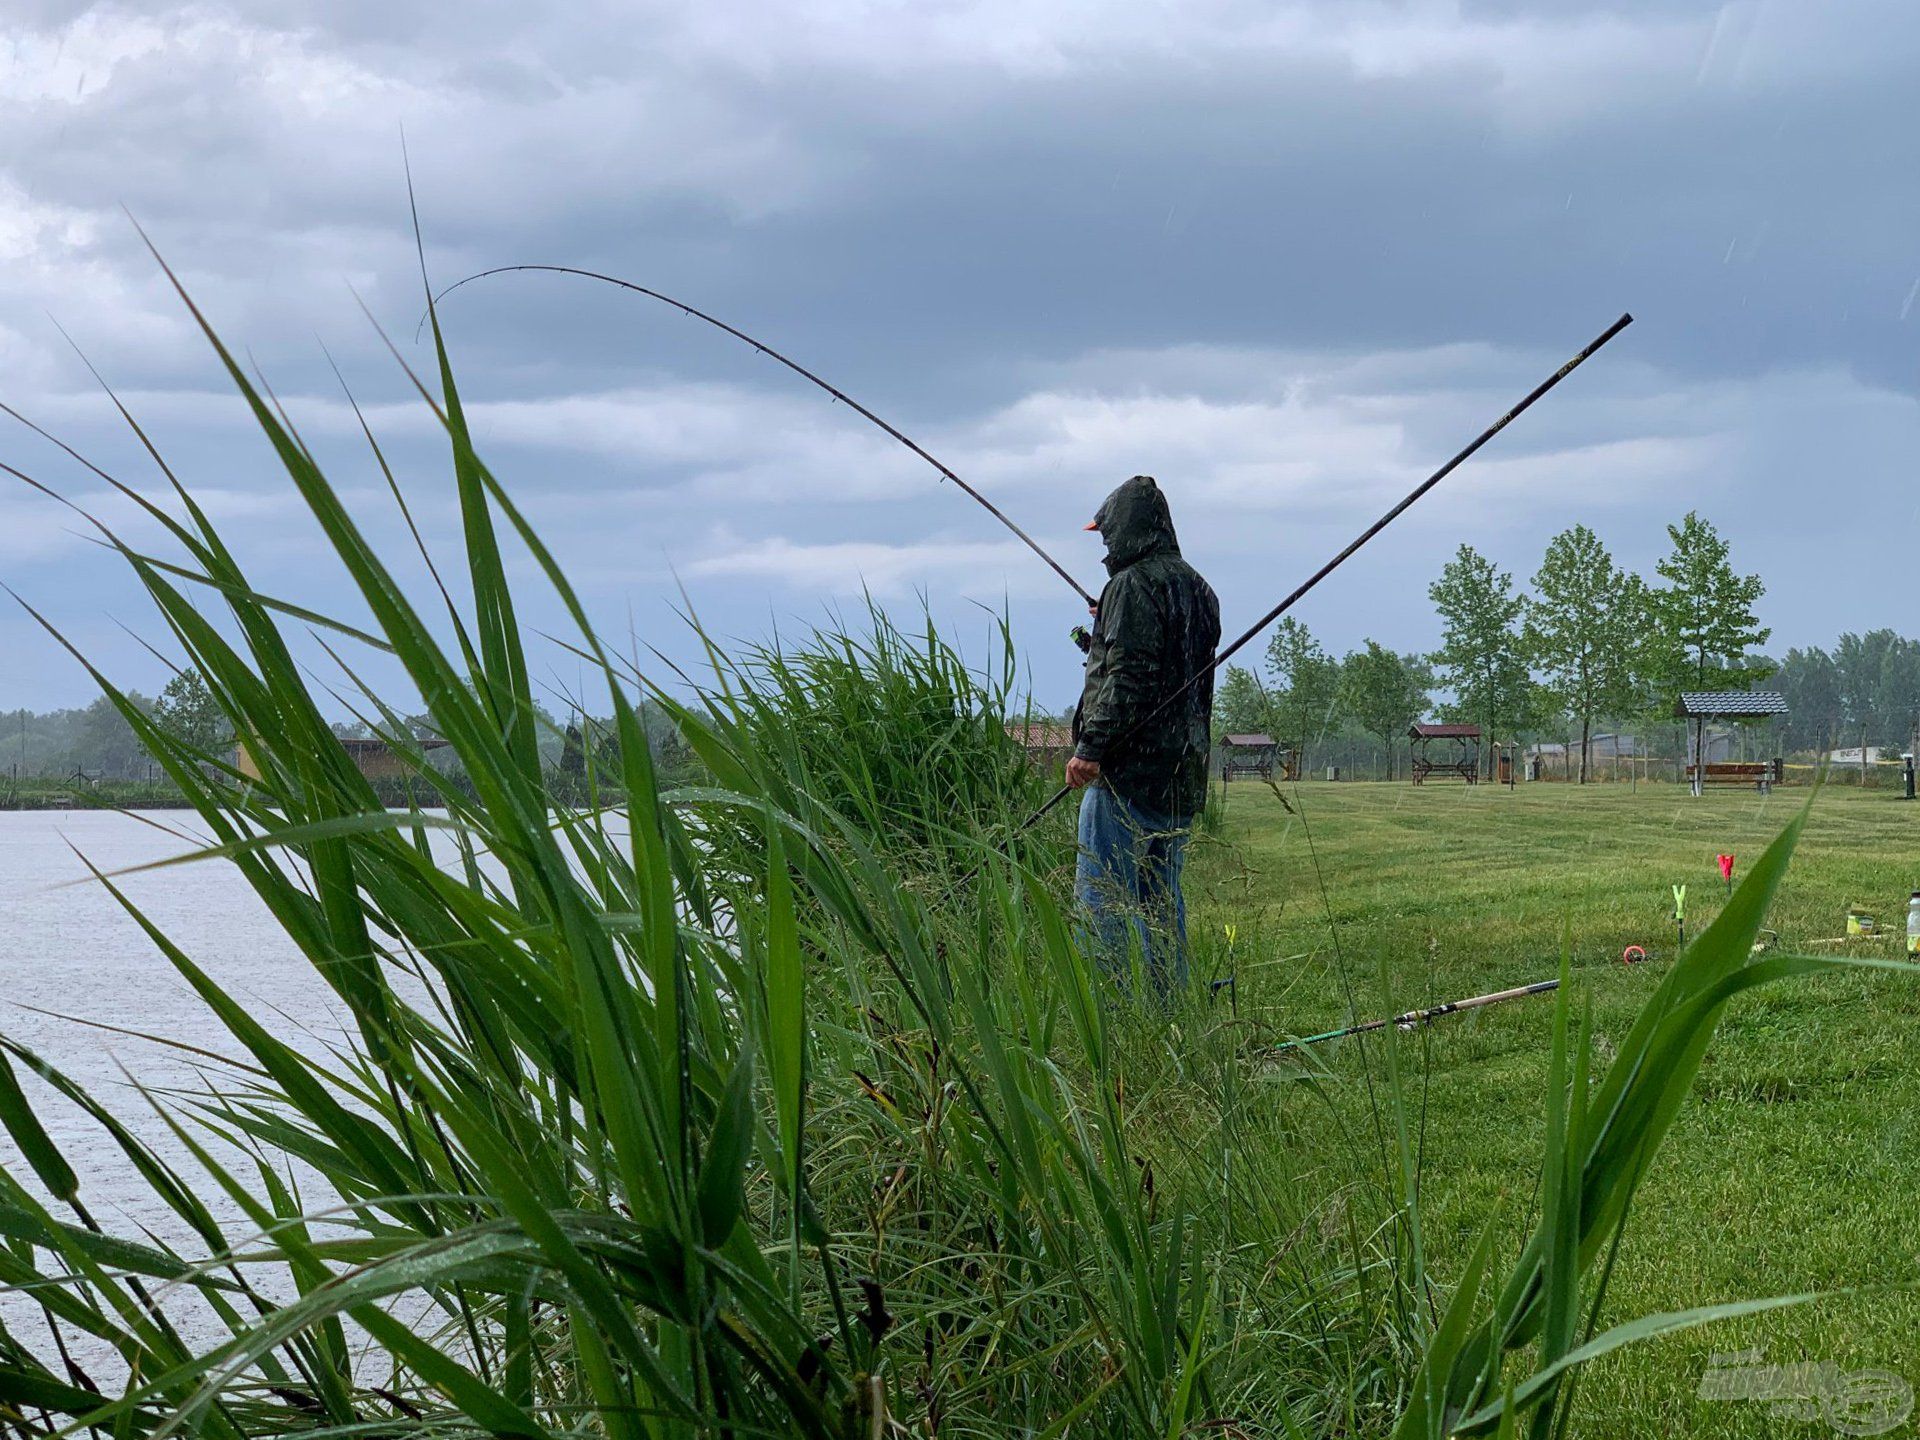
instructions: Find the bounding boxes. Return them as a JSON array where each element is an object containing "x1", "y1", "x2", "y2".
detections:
[
  {"x1": 560, "y1": 722, "x2": 587, "y2": 777},
  {"x1": 1774, "y1": 646, "x2": 1843, "y2": 755},
  {"x1": 1262, "y1": 617, "x2": 1342, "y2": 769},
  {"x1": 1522, "y1": 525, "x2": 1644, "y2": 783},
  {"x1": 1338, "y1": 641, "x2": 1429, "y2": 781},
  {"x1": 1648, "y1": 511, "x2": 1771, "y2": 694},
  {"x1": 1427, "y1": 544, "x2": 1529, "y2": 776},
  {"x1": 1834, "y1": 629, "x2": 1899, "y2": 781}
]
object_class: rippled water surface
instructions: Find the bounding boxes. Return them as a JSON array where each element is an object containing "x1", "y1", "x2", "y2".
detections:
[
  {"x1": 3, "y1": 807, "x2": 348, "y2": 1132},
  {"x1": 1, "y1": 809, "x2": 380, "y2": 1367}
]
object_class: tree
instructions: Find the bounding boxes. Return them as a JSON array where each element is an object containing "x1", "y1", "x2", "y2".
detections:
[
  {"x1": 639, "y1": 700, "x2": 699, "y2": 785},
  {"x1": 1428, "y1": 545, "x2": 1529, "y2": 777},
  {"x1": 1211, "y1": 666, "x2": 1269, "y2": 741},
  {"x1": 1874, "y1": 635, "x2": 1920, "y2": 760},
  {"x1": 593, "y1": 721, "x2": 623, "y2": 773},
  {"x1": 1339, "y1": 641, "x2": 1429, "y2": 780},
  {"x1": 1399, "y1": 651, "x2": 1436, "y2": 711},
  {"x1": 1522, "y1": 526, "x2": 1643, "y2": 783},
  {"x1": 151, "y1": 671, "x2": 226, "y2": 756},
  {"x1": 1835, "y1": 630, "x2": 1898, "y2": 781},
  {"x1": 1775, "y1": 646, "x2": 1842, "y2": 756},
  {"x1": 1262, "y1": 617, "x2": 1342, "y2": 770},
  {"x1": 559, "y1": 722, "x2": 587, "y2": 777},
  {"x1": 1647, "y1": 512, "x2": 1771, "y2": 698},
  {"x1": 74, "y1": 693, "x2": 154, "y2": 779}
]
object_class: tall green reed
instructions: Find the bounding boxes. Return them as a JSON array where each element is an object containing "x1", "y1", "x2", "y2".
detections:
[
  {"x1": 0, "y1": 256, "x2": 1889, "y2": 1440},
  {"x1": 0, "y1": 262, "x2": 1271, "y2": 1438}
]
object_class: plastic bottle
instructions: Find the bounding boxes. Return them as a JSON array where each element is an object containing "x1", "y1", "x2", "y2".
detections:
[{"x1": 1908, "y1": 892, "x2": 1920, "y2": 957}]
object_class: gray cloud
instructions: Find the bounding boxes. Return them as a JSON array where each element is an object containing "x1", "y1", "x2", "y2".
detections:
[{"x1": 2, "y1": 0, "x2": 1915, "y2": 710}]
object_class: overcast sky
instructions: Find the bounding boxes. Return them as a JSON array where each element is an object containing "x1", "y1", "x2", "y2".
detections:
[{"x1": 3, "y1": 0, "x2": 1916, "y2": 715}]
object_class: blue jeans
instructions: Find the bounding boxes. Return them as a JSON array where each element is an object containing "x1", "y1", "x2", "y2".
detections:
[{"x1": 1075, "y1": 784, "x2": 1192, "y2": 999}]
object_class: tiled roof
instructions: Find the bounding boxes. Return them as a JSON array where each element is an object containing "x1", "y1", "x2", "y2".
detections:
[
  {"x1": 1005, "y1": 721, "x2": 1074, "y2": 747},
  {"x1": 1221, "y1": 733, "x2": 1277, "y2": 747},
  {"x1": 1674, "y1": 691, "x2": 1788, "y2": 717},
  {"x1": 1409, "y1": 722, "x2": 1481, "y2": 739}
]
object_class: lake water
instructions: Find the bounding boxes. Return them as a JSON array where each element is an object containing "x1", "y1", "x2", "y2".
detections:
[
  {"x1": 2, "y1": 809, "x2": 346, "y2": 1131},
  {"x1": 0, "y1": 809, "x2": 375, "y2": 1370}
]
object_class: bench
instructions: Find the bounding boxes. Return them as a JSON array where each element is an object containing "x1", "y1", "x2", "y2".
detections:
[
  {"x1": 1411, "y1": 756, "x2": 1478, "y2": 784},
  {"x1": 1686, "y1": 759, "x2": 1783, "y2": 794}
]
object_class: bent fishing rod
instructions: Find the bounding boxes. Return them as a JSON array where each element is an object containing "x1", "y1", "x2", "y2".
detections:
[
  {"x1": 427, "y1": 264, "x2": 1098, "y2": 608},
  {"x1": 995, "y1": 311, "x2": 1635, "y2": 852}
]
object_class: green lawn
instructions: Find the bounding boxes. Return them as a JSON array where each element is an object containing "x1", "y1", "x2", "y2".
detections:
[{"x1": 1190, "y1": 780, "x2": 1920, "y2": 1438}]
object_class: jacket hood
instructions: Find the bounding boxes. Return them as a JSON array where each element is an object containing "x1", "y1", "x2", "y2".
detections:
[{"x1": 1091, "y1": 474, "x2": 1180, "y2": 575}]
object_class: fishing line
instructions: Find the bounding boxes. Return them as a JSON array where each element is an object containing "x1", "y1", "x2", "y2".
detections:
[
  {"x1": 1248, "y1": 667, "x2": 1400, "y2": 1191},
  {"x1": 425, "y1": 265, "x2": 1099, "y2": 607},
  {"x1": 978, "y1": 312, "x2": 1636, "y2": 874}
]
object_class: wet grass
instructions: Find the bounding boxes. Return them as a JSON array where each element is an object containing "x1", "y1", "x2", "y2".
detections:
[{"x1": 1202, "y1": 781, "x2": 1920, "y2": 1436}]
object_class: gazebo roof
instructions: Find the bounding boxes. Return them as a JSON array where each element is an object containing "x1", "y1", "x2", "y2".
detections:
[
  {"x1": 1673, "y1": 691, "x2": 1788, "y2": 719},
  {"x1": 1409, "y1": 722, "x2": 1481, "y2": 739},
  {"x1": 1221, "y1": 733, "x2": 1277, "y2": 747}
]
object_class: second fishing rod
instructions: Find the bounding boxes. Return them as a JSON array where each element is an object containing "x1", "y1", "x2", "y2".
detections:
[{"x1": 998, "y1": 311, "x2": 1635, "y2": 853}]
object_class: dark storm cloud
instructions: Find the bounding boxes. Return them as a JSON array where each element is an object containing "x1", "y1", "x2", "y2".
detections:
[{"x1": 2, "y1": 0, "x2": 1916, "y2": 711}]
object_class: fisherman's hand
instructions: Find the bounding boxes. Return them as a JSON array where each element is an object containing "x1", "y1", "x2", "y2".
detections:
[{"x1": 1066, "y1": 756, "x2": 1101, "y2": 789}]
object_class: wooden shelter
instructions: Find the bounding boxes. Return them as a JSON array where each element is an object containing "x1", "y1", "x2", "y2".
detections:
[
  {"x1": 1674, "y1": 691, "x2": 1787, "y2": 794},
  {"x1": 1219, "y1": 733, "x2": 1286, "y2": 783},
  {"x1": 1408, "y1": 722, "x2": 1481, "y2": 784}
]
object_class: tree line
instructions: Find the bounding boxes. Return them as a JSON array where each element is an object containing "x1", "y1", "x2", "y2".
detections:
[
  {"x1": 2, "y1": 667, "x2": 697, "y2": 789},
  {"x1": 1213, "y1": 511, "x2": 1775, "y2": 781},
  {"x1": 1771, "y1": 634, "x2": 1920, "y2": 760},
  {"x1": 0, "y1": 672, "x2": 220, "y2": 782}
]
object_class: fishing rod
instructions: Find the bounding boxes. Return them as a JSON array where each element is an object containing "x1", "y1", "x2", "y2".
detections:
[
  {"x1": 1266, "y1": 901, "x2": 1779, "y2": 1055},
  {"x1": 1268, "y1": 978, "x2": 1563, "y2": 1053},
  {"x1": 995, "y1": 312, "x2": 1635, "y2": 851},
  {"x1": 427, "y1": 264, "x2": 1099, "y2": 608}
]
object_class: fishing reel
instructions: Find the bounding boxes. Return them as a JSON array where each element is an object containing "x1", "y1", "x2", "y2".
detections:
[{"x1": 1070, "y1": 625, "x2": 1093, "y2": 654}]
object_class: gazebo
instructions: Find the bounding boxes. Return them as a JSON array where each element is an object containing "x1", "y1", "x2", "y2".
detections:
[
  {"x1": 1409, "y1": 722, "x2": 1481, "y2": 784},
  {"x1": 1219, "y1": 733, "x2": 1281, "y2": 783},
  {"x1": 1674, "y1": 692, "x2": 1788, "y2": 794}
]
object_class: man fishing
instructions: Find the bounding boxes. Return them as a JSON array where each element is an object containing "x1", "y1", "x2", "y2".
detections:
[{"x1": 1066, "y1": 474, "x2": 1221, "y2": 998}]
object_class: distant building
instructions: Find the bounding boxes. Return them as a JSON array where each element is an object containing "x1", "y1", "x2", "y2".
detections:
[
  {"x1": 1526, "y1": 733, "x2": 1642, "y2": 763},
  {"x1": 234, "y1": 734, "x2": 450, "y2": 783},
  {"x1": 1589, "y1": 732, "x2": 1641, "y2": 758},
  {"x1": 1005, "y1": 721, "x2": 1074, "y2": 770},
  {"x1": 1827, "y1": 746, "x2": 1884, "y2": 765}
]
